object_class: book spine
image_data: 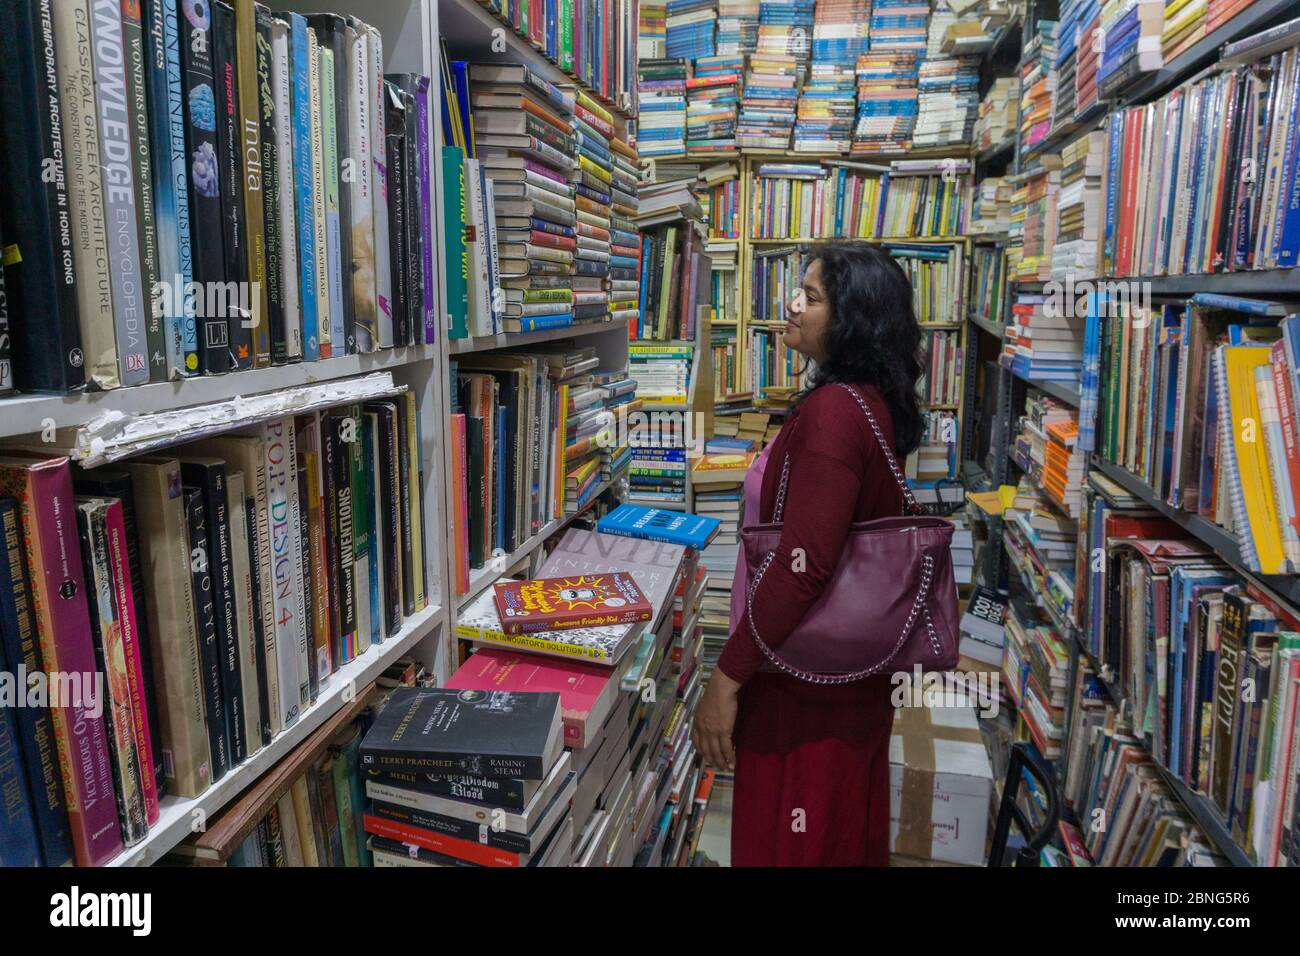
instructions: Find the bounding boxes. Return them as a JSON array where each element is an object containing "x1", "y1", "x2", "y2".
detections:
[
  {"x1": 90, "y1": 0, "x2": 151, "y2": 385},
  {"x1": 316, "y1": 756, "x2": 345, "y2": 865},
  {"x1": 360, "y1": 813, "x2": 522, "y2": 866},
  {"x1": 269, "y1": 17, "x2": 301, "y2": 361},
  {"x1": 346, "y1": 21, "x2": 376, "y2": 351},
  {"x1": 102, "y1": 499, "x2": 160, "y2": 824},
  {"x1": 182, "y1": 486, "x2": 230, "y2": 780},
  {"x1": 54, "y1": 0, "x2": 121, "y2": 391},
  {"x1": 0, "y1": 0, "x2": 86, "y2": 393},
  {"x1": 76, "y1": 503, "x2": 148, "y2": 846},
  {"x1": 415, "y1": 77, "x2": 435, "y2": 344},
  {"x1": 204, "y1": 464, "x2": 247, "y2": 762},
  {"x1": 331, "y1": 413, "x2": 359, "y2": 662},
  {"x1": 241, "y1": 496, "x2": 271, "y2": 746},
  {"x1": 320, "y1": 46, "x2": 347, "y2": 357},
  {"x1": 0, "y1": 630, "x2": 42, "y2": 864},
  {"x1": 368, "y1": 24, "x2": 394, "y2": 347},
  {"x1": 286, "y1": 420, "x2": 311, "y2": 708},
  {"x1": 264, "y1": 417, "x2": 302, "y2": 729},
  {"x1": 253, "y1": 7, "x2": 286, "y2": 366},
  {"x1": 349, "y1": 406, "x2": 373, "y2": 655},
  {"x1": 369, "y1": 799, "x2": 533, "y2": 853},
  {"x1": 0, "y1": 461, "x2": 119, "y2": 864},
  {"x1": 384, "y1": 88, "x2": 409, "y2": 345},
  {"x1": 319, "y1": 20, "x2": 355, "y2": 354},
  {"x1": 120, "y1": 0, "x2": 167, "y2": 381},
  {"x1": 401, "y1": 90, "x2": 421, "y2": 347},
  {"x1": 396, "y1": 399, "x2": 415, "y2": 614},
  {"x1": 224, "y1": 472, "x2": 261, "y2": 754},
  {"x1": 288, "y1": 14, "x2": 318, "y2": 361},
  {"x1": 212, "y1": 1, "x2": 250, "y2": 373},
  {"x1": 308, "y1": 30, "x2": 331, "y2": 358},
  {"x1": 233, "y1": 0, "x2": 269, "y2": 366},
  {"x1": 442, "y1": 146, "x2": 469, "y2": 337},
  {"x1": 141, "y1": 0, "x2": 195, "y2": 378},
  {"x1": 0, "y1": 499, "x2": 73, "y2": 865},
  {"x1": 405, "y1": 392, "x2": 427, "y2": 611}
]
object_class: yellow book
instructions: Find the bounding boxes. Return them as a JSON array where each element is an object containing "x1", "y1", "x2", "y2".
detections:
[{"x1": 1223, "y1": 345, "x2": 1287, "y2": 573}]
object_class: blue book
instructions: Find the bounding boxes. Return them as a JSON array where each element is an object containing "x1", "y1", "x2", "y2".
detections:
[
  {"x1": 515, "y1": 313, "x2": 574, "y2": 332},
  {"x1": 704, "y1": 436, "x2": 755, "y2": 453},
  {"x1": 288, "y1": 14, "x2": 319, "y2": 360},
  {"x1": 0, "y1": 498, "x2": 72, "y2": 866},
  {"x1": 144, "y1": 0, "x2": 197, "y2": 378},
  {"x1": 1191, "y1": 293, "x2": 1289, "y2": 317},
  {"x1": 0, "y1": 636, "x2": 41, "y2": 866},
  {"x1": 597, "y1": 503, "x2": 721, "y2": 550}
]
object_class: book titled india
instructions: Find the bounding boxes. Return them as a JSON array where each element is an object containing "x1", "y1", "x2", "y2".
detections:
[
  {"x1": 285, "y1": 13, "x2": 319, "y2": 360},
  {"x1": 232, "y1": 0, "x2": 270, "y2": 367},
  {"x1": 0, "y1": 456, "x2": 121, "y2": 866},
  {"x1": 359, "y1": 687, "x2": 562, "y2": 779},
  {"x1": 493, "y1": 572, "x2": 653, "y2": 634},
  {"x1": 0, "y1": 498, "x2": 73, "y2": 866},
  {"x1": 596, "y1": 503, "x2": 721, "y2": 550},
  {"x1": 0, "y1": 0, "x2": 85, "y2": 393},
  {"x1": 143, "y1": 0, "x2": 198, "y2": 379}
]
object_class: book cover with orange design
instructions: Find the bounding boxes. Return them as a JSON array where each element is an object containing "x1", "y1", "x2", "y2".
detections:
[{"x1": 492, "y1": 572, "x2": 653, "y2": 634}]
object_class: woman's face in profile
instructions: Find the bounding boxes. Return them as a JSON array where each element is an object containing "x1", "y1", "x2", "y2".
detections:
[{"x1": 782, "y1": 257, "x2": 830, "y2": 364}]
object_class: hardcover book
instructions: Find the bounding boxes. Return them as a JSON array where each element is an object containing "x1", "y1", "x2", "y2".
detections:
[
  {"x1": 493, "y1": 572, "x2": 653, "y2": 633},
  {"x1": 359, "y1": 686, "x2": 563, "y2": 779}
]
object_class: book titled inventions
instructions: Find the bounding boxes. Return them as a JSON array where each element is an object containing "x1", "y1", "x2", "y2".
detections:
[
  {"x1": 492, "y1": 572, "x2": 652, "y2": 634},
  {"x1": 359, "y1": 687, "x2": 562, "y2": 779}
]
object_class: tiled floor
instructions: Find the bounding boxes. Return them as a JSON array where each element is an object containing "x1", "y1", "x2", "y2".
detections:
[{"x1": 696, "y1": 780, "x2": 733, "y2": 866}]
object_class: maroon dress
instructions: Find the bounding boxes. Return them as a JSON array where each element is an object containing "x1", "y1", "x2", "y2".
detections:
[{"x1": 717, "y1": 382, "x2": 903, "y2": 867}]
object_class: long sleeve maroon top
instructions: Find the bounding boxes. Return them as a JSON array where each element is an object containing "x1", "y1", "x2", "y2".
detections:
[{"x1": 717, "y1": 381, "x2": 905, "y2": 750}]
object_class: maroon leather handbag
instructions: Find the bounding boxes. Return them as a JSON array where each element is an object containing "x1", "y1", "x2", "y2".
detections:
[{"x1": 741, "y1": 383, "x2": 961, "y2": 684}]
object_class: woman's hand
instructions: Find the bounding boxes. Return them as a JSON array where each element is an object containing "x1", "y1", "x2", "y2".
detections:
[{"x1": 692, "y1": 670, "x2": 740, "y2": 771}]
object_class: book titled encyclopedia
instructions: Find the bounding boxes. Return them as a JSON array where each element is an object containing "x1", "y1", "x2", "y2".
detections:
[
  {"x1": 492, "y1": 572, "x2": 653, "y2": 634},
  {"x1": 596, "y1": 503, "x2": 721, "y2": 550},
  {"x1": 359, "y1": 687, "x2": 563, "y2": 779}
]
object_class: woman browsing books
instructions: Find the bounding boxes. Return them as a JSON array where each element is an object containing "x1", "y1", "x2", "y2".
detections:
[{"x1": 691, "y1": 243, "x2": 926, "y2": 867}]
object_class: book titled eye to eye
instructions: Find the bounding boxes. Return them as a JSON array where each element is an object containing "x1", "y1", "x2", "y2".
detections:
[{"x1": 492, "y1": 573, "x2": 654, "y2": 634}]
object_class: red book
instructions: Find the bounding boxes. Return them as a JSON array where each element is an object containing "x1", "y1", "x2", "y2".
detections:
[
  {"x1": 492, "y1": 572, "x2": 653, "y2": 634},
  {"x1": 446, "y1": 647, "x2": 619, "y2": 748},
  {"x1": 363, "y1": 813, "x2": 521, "y2": 867}
]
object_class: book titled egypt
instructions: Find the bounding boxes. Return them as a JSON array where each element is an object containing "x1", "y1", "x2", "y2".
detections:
[{"x1": 492, "y1": 572, "x2": 653, "y2": 634}]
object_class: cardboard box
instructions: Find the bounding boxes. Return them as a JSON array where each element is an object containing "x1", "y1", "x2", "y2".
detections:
[{"x1": 889, "y1": 705, "x2": 994, "y2": 867}]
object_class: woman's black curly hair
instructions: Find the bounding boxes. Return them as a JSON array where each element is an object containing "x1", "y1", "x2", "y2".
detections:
[{"x1": 791, "y1": 241, "x2": 926, "y2": 457}]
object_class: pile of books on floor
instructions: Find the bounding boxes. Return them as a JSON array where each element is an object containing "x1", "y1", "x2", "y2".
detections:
[
  {"x1": 717, "y1": 0, "x2": 761, "y2": 54},
  {"x1": 1050, "y1": 130, "x2": 1104, "y2": 280},
  {"x1": 687, "y1": 55, "x2": 743, "y2": 152},
  {"x1": 736, "y1": 54, "x2": 802, "y2": 149},
  {"x1": 666, "y1": 0, "x2": 720, "y2": 60},
  {"x1": 975, "y1": 76, "x2": 1018, "y2": 151},
  {"x1": 470, "y1": 64, "x2": 580, "y2": 335},
  {"x1": 1018, "y1": 19, "x2": 1058, "y2": 154},
  {"x1": 447, "y1": 522, "x2": 716, "y2": 865},
  {"x1": 852, "y1": 50, "x2": 920, "y2": 153},
  {"x1": 0, "y1": 7, "x2": 431, "y2": 394},
  {"x1": 0, "y1": 402, "x2": 430, "y2": 865},
  {"x1": 637, "y1": 59, "x2": 689, "y2": 157}
]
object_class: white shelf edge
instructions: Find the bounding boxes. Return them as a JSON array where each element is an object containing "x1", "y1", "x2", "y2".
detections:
[
  {"x1": 448, "y1": 322, "x2": 624, "y2": 355},
  {"x1": 1, "y1": 345, "x2": 439, "y2": 439},
  {"x1": 107, "y1": 604, "x2": 442, "y2": 867}
]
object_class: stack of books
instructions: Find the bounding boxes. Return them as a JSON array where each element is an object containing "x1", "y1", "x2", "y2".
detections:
[
  {"x1": 717, "y1": 0, "x2": 761, "y2": 55},
  {"x1": 1011, "y1": 157, "x2": 1062, "y2": 280},
  {"x1": 360, "y1": 687, "x2": 575, "y2": 867},
  {"x1": 572, "y1": 95, "x2": 621, "y2": 328},
  {"x1": 666, "y1": 0, "x2": 719, "y2": 60},
  {"x1": 1098, "y1": 0, "x2": 1164, "y2": 97},
  {"x1": 610, "y1": 138, "x2": 644, "y2": 333},
  {"x1": 0, "y1": 6, "x2": 429, "y2": 393},
  {"x1": 1050, "y1": 130, "x2": 1104, "y2": 280},
  {"x1": 975, "y1": 76, "x2": 1018, "y2": 151},
  {"x1": 970, "y1": 176, "x2": 1012, "y2": 235},
  {"x1": 1005, "y1": 602, "x2": 1070, "y2": 760},
  {"x1": 794, "y1": 0, "x2": 873, "y2": 153},
  {"x1": 960, "y1": 586, "x2": 1009, "y2": 666},
  {"x1": 1053, "y1": 0, "x2": 1083, "y2": 125},
  {"x1": 756, "y1": 0, "x2": 818, "y2": 70},
  {"x1": 1042, "y1": 417, "x2": 1085, "y2": 518},
  {"x1": 470, "y1": 64, "x2": 580, "y2": 335},
  {"x1": 913, "y1": 55, "x2": 981, "y2": 147},
  {"x1": 687, "y1": 56, "x2": 744, "y2": 152},
  {"x1": 551, "y1": 347, "x2": 617, "y2": 516},
  {"x1": 907, "y1": 410, "x2": 959, "y2": 479},
  {"x1": 1018, "y1": 19, "x2": 1059, "y2": 154},
  {"x1": 868, "y1": 0, "x2": 931, "y2": 52},
  {"x1": 736, "y1": 54, "x2": 801, "y2": 149},
  {"x1": 640, "y1": 0, "x2": 670, "y2": 57},
  {"x1": 1002, "y1": 291, "x2": 1084, "y2": 383},
  {"x1": 637, "y1": 59, "x2": 689, "y2": 157},
  {"x1": 970, "y1": 244, "x2": 1007, "y2": 324},
  {"x1": 1074, "y1": 1, "x2": 1102, "y2": 116},
  {"x1": 852, "y1": 50, "x2": 921, "y2": 153}
]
